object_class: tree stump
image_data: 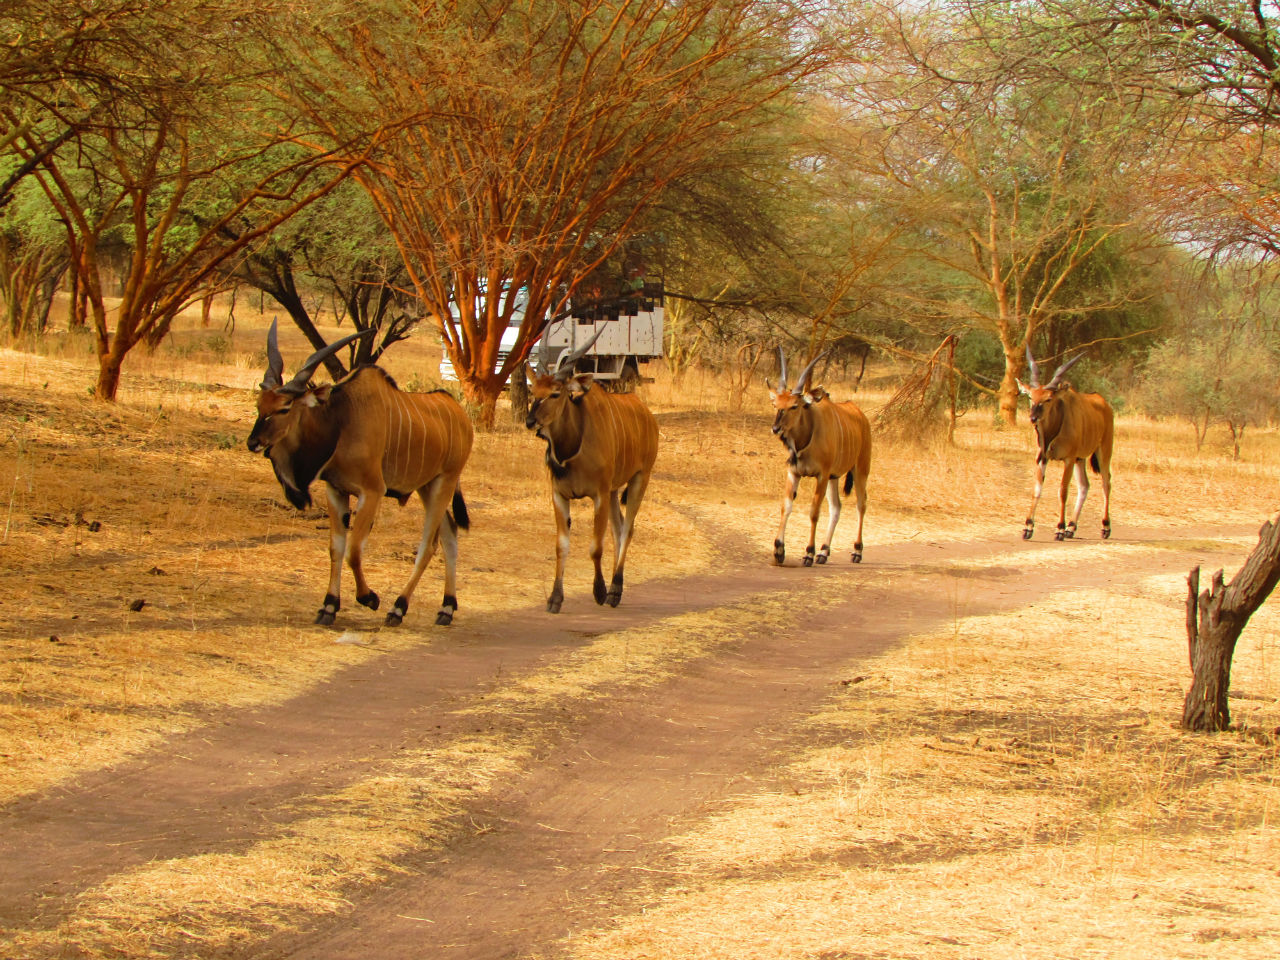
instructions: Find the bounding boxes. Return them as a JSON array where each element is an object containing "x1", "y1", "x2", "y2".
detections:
[{"x1": 1183, "y1": 515, "x2": 1280, "y2": 731}]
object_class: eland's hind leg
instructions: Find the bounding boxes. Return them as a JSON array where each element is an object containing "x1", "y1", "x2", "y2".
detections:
[
  {"x1": 816, "y1": 477, "x2": 841, "y2": 564},
  {"x1": 607, "y1": 470, "x2": 650, "y2": 607},
  {"x1": 1092, "y1": 436, "x2": 1114, "y2": 540},
  {"x1": 1099, "y1": 466, "x2": 1112, "y2": 539},
  {"x1": 850, "y1": 470, "x2": 868, "y2": 563},
  {"x1": 387, "y1": 476, "x2": 454, "y2": 626}
]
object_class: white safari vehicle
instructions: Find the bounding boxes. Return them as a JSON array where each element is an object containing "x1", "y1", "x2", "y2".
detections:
[{"x1": 441, "y1": 282, "x2": 665, "y2": 390}]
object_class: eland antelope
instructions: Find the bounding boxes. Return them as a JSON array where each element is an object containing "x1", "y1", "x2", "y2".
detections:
[
  {"x1": 1017, "y1": 346, "x2": 1114, "y2": 541},
  {"x1": 525, "y1": 330, "x2": 659, "y2": 613},
  {"x1": 247, "y1": 321, "x2": 474, "y2": 626},
  {"x1": 770, "y1": 349, "x2": 872, "y2": 566}
]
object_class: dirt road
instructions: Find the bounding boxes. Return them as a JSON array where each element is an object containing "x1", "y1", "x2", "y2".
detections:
[{"x1": 0, "y1": 524, "x2": 1251, "y2": 959}]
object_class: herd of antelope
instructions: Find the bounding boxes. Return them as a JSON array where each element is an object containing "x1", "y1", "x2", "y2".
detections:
[{"x1": 247, "y1": 330, "x2": 1115, "y2": 627}]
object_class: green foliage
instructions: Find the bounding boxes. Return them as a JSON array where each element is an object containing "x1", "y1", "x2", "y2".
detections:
[
  {"x1": 952, "y1": 329, "x2": 1005, "y2": 410},
  {"x1": 1135, "y1": 324, "x2": 1280, "y2": 457}
]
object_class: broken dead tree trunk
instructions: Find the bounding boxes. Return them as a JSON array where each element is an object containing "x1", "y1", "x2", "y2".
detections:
[{"x1": 1183, "y1": 515, "x2": 1280, "y2": 732}]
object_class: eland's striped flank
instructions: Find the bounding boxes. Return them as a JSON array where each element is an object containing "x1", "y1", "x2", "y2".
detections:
[
  {"x1": 247, "y1": 321, "x2": 473, "y2": 626},
  {"x1": 1017, "y1": 346, "x2": 1114, "y2": 542},
  {"x1": 769, "y1": 348, "x2": 872, "y2": 566},
  {"x1": 525, "y1": 329, "x2": 659, "y2": 613}
]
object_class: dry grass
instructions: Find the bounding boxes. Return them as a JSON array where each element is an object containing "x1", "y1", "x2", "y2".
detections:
[
  {"x1": 563, "y1": 574, "x2": 1280, "y2": 960},
  {"x1": 7, "y1": 591, "x2": 835, "y2": 958},
  {"x1": 3, "y1": 307, "x2": 1280, "y2": 958}
]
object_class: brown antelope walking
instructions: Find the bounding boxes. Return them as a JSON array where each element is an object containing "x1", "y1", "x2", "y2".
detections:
[
  {"x1": 1017, "y1": 346, "x2": 1114, "y2": 541},
  {"x1": 247, "y1": 320, "x2": 474, "y2": 626},
  {"x1": 769, "y1": 349, "x2": 872, "y2": 566},
  {"x1": 525, "y1": 330, "x2": 659, "y2": 613}
]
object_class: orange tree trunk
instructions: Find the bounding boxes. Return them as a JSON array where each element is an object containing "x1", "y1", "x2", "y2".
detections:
[{"x1": 460, "y1": 375, "x2": 503, "y2": 430}]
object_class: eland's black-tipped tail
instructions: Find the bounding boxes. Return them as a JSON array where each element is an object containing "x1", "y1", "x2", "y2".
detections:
[
  {"x1": 843, "y1": 471, "x2": 854, "y2": 495},
  {"x1": 451, "y1": 489, "x2": 470, "y2": 531}
]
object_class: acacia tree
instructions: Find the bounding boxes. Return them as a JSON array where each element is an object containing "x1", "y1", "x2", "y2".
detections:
[
  {"x1": 826, "y1": 6, "x2": 1156, "y2": 424},
  {"x1": 218, "y1": 179, "x2": 417, "y2": 377},
  {"x1": 276, "y1": 0, "x2": 830, "y2": 425},
  {"x1": 0, "y1": 169, "x2": 67, "y2": 337},
  {"x1": 1, "y1": 0, "x2": 167, "y2": 208},
  {"x1": 974, "y1": 0, "x2": 1280, "y2": 731},
  {"x1": 3, "y1": 2, "x2": 376, "y2": 399}
]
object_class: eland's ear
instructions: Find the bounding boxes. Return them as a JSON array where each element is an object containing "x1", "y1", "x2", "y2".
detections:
[
  {"x1": 1016, "y1": 379, "x2": 1031, "y2": 397},
  {"x1": 525, "y1": 363, "x2": 538, "y2": 383},
  {"x1": 802, "y1": 392, "x2": 814, "y2": 406},
  {"x1": 568, "y1": 373, "x2": 594, "y2": 400},
  {"x1": 809, "y1": 385, "x2": 829, "y2": 402},
  {"x1": 312, "y1": 384, "x2": 333, "y2": 404}
]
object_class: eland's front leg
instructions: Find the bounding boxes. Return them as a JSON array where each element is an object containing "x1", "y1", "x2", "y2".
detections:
[
  {"x1": 1054, "y1": 460, "x2": 1075, "y2": 541},
  {"x1": 318, "y1": 486, "x2": 351, "y2": 625},
  {"x1": 1063, "y1": 460, "x2": 1091, "y2": 540},
  {"x1": 802, "y1": 478, "x2": 825, "y2": 567},
  {"x1": 345, "y1": 491, "x2": 383, "y2": 610},
  {"x1": 1023, "y1": 455, "x2": 1046, "y2": 540}
]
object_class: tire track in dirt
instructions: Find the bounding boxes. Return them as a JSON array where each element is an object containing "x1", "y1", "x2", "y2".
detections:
[
  {"x1": 1, "y1": 535, "x2": 993, "y2": 930},
  {"x1": 0, "y1": 526, "x2": 1250, "y2": 948},
  {"x1": 250, "y1": 531, "x2": 1243, "y2": 960}
]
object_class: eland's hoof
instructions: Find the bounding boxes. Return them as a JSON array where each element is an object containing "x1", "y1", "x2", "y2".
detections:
[
  {"x1": 1022, "y1": 527, "x2": 1033, "y2": 541},
  {"x1": 1102, "y1": 526, "x2": 1112, "y2": 540},
  {"x1": 434, "y1": 610, "x2": 453, "y2": 626},
  {"x1": 816, "y1": 553, "x2": 828, "y2": 565},
  {"x1": 315, "y1": 609, "x2": 336, "y2": 626},
  {"x1": 384, "y1": 610, "x2": 404, "y2": 627},
  {"x1": 606, "y1": 591, "x2": 621, "y2": 608},
  {"x1": 547, "y1": 598, "x2": 563, "y2": 614},
  {"x1": 851, "y1": 552, "x2": 862, "y2": 563},
  {"x1": 773, "y1": 539, "x2": 785, "y2": 565},
  {"x1": 357, "y1": 591, "x2": 380, "y2": 611},
  {"x1": 1054, "y1": 530, "x2": 1065, "y2": 541}
]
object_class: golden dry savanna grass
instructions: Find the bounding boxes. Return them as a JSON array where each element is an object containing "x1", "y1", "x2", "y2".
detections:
[
  {"x1": 563, "y1": 575, "x2": 1280, "y2": 960},
  {"x1": 7, "y1": 591, "x2": 833, "y2": 959},
  {"x1": 2, "y1": 302, "x2": 1279, "y2": 958}
]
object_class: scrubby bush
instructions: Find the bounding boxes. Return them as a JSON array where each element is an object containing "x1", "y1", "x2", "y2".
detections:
[{"x1": 1134, "y1": 326, "x2": 1280, "y2": 458}]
